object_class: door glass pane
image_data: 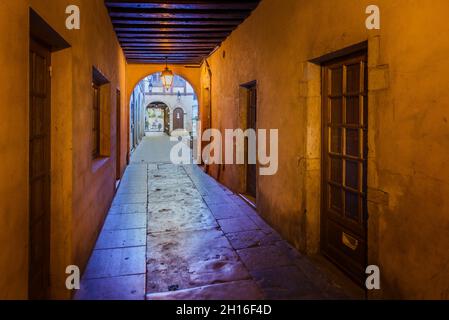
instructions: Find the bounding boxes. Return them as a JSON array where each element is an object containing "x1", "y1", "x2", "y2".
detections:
[
  {"x1": 346, "y1": 63, "x2": 360, "y2": 94},
  {"x1": 346, "y1": 129, "x2": 359, "y2": 156},
  {"x1": 330, "y1": 68, "x2": 343, "y2": 96},
  {"x1": 345, "y1": 160, "x2": 359, "y2": 190},
  {"x1": 346, "y1": 96, "x2": 360, "y2": 125},
  {"x1": 330, "y1": 158, "x2": 342, "y2": 184},
  {"x1": 330, "y1": 185, "x2": 342, "y2": 211},
  {"x1": 330, "y1": 98, "x2": 342, "y2": 124},
  {"x1": 330, "y1": 128, "x2": 342, "y2": 153},
  {"x1": 345, "y1": 191, "x2": 359, "y2": 221}
]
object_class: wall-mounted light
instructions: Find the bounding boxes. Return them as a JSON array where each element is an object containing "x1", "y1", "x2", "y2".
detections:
[{"x1": 161, "y1": 57, "x2": 174, "y2": 91}]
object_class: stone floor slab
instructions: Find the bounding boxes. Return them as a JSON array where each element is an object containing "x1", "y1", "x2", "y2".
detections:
[
  {"x1": 83, "y1": 246, "x2": 146, "y2": 279},
  {"x1": 95, "y1": 228, "x2": 146, "y2": 250},
  {"x1": 226, "y1": 230, "x2": 282, "y2": 250},
  {"x1": 75, "y1": 274, "x2": 145, "y2": 300},
  {"x1": 208, "y1": 203, "x2": 245, "y2": 220},
  {"x1": 147, "y1": 201, "x2": 217, "y2": 233},
  {"x1": 218, "y1": 216, "x2": 259, "y2": 234},
  {"x1": 237, "y1": 245, "x2": 295, "y2": 271},
  {"x1": 112, "y1": 192, "x2": 147, "y2": 205},
  {"x1": 103, "y1": 213, "x2": 147, "y2": 230},
  {"x1": 109, "y1": 203, "x2": 147, "y2": 215}
]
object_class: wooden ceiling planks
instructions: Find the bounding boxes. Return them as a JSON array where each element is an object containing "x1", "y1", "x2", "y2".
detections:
[{"x1": 104, "y1": 0, "x2": 261, "y2": 65}]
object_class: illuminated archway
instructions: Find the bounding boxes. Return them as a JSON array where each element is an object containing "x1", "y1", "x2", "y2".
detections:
[{"x1": 129, "y1": 72, "x2": 200, "y2": 155}]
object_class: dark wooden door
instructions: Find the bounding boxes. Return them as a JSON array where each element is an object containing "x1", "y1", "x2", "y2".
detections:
[
  {"x1": 29, "y1": 39, "x2": 51, "y2": 299},
  {"x1": 173, "y1": 107, "x2": 184, "y2": 130},
  {"x1": 116, "y1": 89, "x2": 121, "y2": 179},
  {"x1": 321, "y1": 52, "x2": 368, "y2": 285},
  {"x1": 246, "y1": 85, "x2": 257, "y2": 198}
]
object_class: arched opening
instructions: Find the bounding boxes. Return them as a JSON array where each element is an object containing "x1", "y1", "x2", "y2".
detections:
[
  {"x1": 129, "y1": 72, "x2": 199, "y2": 162},
  {"x1": 146, "y1": 102, "x2": 169, "y2": 135}
]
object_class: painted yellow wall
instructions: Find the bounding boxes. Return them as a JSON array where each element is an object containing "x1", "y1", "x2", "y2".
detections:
[
  {"x1": 0, "y1": 0, "x2": 127, "y2": 299},
  {"x1": 202, "y1": 0, "x2": 449, "y2": 299},
  {"x1": 0, "y1": 0, "x2": 30, "y2": 300}
]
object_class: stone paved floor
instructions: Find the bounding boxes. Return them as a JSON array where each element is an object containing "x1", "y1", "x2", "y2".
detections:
[{"x1": 75, "y1": 136, "x2": 361, "y2": 300}]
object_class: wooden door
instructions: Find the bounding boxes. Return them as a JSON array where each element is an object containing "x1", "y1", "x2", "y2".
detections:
[
  {"x1": 321, "y1": 52, "x2": 368, "y2": 285},
  {"x1": 246, "y1": 84, "x2": 257, "y2": 198},
  {"x1": 29, "y1": 39, "x2": 51, "y2": 299},
  {"x1": 173, "y1": 107, "x2": 184, "y2": 130},
  {"x1": 116, "y1": 89, "x2": 121, "y2": 179}
]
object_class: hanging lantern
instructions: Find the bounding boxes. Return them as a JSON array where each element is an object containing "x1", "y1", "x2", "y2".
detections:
[{"x1": 161, "y1": 57, "x2": 174, "y2": 91}]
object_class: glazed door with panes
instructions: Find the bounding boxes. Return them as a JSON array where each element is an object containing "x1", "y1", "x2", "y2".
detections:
[{"x1": 321, "y1": 52, "x2": 368, "y2": 285}]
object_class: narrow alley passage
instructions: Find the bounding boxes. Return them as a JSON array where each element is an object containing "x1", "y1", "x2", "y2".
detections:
[{"x1": 75, "y1": 136, "x2": 358, "y2": 300}]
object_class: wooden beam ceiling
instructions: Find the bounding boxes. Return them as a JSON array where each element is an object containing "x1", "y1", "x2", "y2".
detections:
[{"x1": 104, "y1": 0, "x2": 261, "y2": 65}]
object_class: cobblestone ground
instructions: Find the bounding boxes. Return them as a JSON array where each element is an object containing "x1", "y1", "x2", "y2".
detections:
[{"x1": 76, "y1": 136, "x2": 360, "y2": 300}]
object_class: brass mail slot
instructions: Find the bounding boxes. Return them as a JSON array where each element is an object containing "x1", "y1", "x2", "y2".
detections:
[{"x1": 342, "y1": 232, "x2": 359, "y2": 251}]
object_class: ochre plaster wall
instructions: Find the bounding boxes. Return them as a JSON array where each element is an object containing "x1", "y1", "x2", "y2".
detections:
[
  {"x1": 202, "y1": 0, "x2": 449, "y2": 299},
  {"x1": 0, "y1": 0, "x2": 127, "y2": 299}
]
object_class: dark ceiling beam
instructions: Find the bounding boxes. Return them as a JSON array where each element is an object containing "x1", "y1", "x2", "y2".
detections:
[
  {"x1": 126, "y1": 57, "x2": 202, "y2": 64},
  {"x1": 105, "y1": 0, "x2": 260, "y2": 11},
  {"x1": 124, "y1": 49, "x2": 211, "y2": 53},
  {"x1": 122, "y1": 42, "x2": 215, "y2": 49},
  {"x1": 125, "y1": 53, "x2": 205, "y2": 57},
  {"x1": 111, "y1": 18, "x2": 242, "y2": 26},
  {"x1": 108, "y1": 8, "x2": 251, "y2": 20},
  {"x1": 126, "y1": 55, "x2": 207, "y2": 59},
  {"x1": 123, "y1": 47, "x2": 217, "y2": 51},
  {"x1": 126, "y1": 62, "x2": 202, "y2": 65},
  {"x1": 117, "y1": 32, "x2": 230, "y2": 38},
  {"x1": 118, "y1": 36, "x2": 224, "y2": 44},
  {"x1": 115, "y1": 25, "x2": 233, "y2": 33},
  {"x1": 114, "y1": 26, "x2": 234, "y2": 32},
  {"x1": 121, "y1": 41, "x2": 216, "y2": 49},
  {"x1": 124, "y1": 47, "x2": 210, "y2": 50}
]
